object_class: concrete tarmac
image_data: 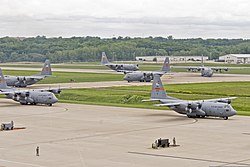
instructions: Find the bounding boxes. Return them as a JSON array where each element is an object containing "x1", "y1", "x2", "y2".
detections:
[
  {"x1": 0, "y1": 100, "x2": 249, "y2": 167},
  {"x1": 29, "y1": 72, "x2": 250, "y2": 89}
]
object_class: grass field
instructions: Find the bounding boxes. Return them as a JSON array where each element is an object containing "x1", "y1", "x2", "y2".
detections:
[
  {"x1": 2, "y1": 70, "x2": 123, "y2": 84},
  {"x1": 59, "y1": 81, "x2": 250, "y2": 116}
]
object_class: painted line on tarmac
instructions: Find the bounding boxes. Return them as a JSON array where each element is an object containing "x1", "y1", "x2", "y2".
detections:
[
  {"x1": 128, "y1": 151, "x2": 250, "y2": 166},
  {"x1": 0, "y1": 158, "x2": 46, "y2": 167}
]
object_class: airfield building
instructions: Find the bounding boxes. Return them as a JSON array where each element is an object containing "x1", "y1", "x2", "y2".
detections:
[
  {"x1": 136, "y1": 56, "x2": 208, "y2": 63},
  {"x1": 219, "y1": 54, "x2": 250, "y2": 64}
]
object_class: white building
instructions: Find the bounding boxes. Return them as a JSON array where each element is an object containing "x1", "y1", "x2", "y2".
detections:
[
  {"x1": 136, "y1": 56, "x2": 208, "y2": 62},
  {"x1": 219, "y1": 54, "x2": 250, "y2": 64}
]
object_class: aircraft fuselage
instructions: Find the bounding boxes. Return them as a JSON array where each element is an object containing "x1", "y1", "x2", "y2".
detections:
[{"x1": 171, "y1": 101, "x2": 236, "y2": 119}]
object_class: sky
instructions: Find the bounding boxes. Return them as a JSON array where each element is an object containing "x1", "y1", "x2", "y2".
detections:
[{"x1": 0, "y1": 0, "x2": 250, "y2": 38}]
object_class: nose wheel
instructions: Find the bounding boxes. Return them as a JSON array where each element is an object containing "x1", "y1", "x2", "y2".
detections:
[{"x1": 223, "y1": 117, "x2": 228, "y2": 120}]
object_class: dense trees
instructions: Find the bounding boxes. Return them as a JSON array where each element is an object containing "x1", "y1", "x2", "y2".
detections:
[{"x1": 0, "y1": 36, "x2": 250, "y2": 63}]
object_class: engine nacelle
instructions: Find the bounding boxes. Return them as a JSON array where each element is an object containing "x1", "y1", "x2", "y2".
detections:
[{"x1": 25, "y1": 97, "x2": 34, "y2": 103}]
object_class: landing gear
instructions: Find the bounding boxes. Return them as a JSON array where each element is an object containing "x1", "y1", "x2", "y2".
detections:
[
  {"x1": 20, "y1": 102, "x2": 28, "y2": 105},
  {"x1": 223, "y1": 117, "x2": 228, "y2": 120},
  {"x1": 48, "y1": 104, "x2": 52, "y2": 106}
]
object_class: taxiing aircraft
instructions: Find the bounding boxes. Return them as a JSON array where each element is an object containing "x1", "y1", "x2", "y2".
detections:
[
  {"x1": 0, "y1": 68, "x2": 59, "y2": 106},
  {"x1": 143, "y1": 74, "x2": 237, "y2": 120},
  {"x1": 123, "y1": 57, "x2": 171, "y2": 82},
  {"x1": 101, "y1": 52, "x2": 139, "y2": 72},
  {"x1": 4, "y1": 59, "x2": 52, "y2": 87},
  {"x1": 187, "y1": 56, "x2": 228, "y2": 77}
]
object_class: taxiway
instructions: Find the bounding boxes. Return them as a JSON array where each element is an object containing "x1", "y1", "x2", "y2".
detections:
[{"x1": 0, "y1": 100, "x2": 249, "y2": 167}]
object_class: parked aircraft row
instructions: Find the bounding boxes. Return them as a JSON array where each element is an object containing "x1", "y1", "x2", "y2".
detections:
[
  {"x1": 0, "y1": 68, "x2": 60, "y2": 106},
  {"x1": 101, "y1": 52, "x2": 237, "y2": 119},
  {"x1": 0, "y1": 60, "x2": 61, "y2": 106},
  {"x1": 0, "y1": 53, "x2": 237, "y2": 119},
  {"x1": 101, "y1": 52, "x2": 230, "y2": 78}
]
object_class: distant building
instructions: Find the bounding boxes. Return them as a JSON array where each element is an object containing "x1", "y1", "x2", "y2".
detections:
[
  {"x1": 219, "y1": 54, "x2": 250, "y2": 64},
  {"x1": 136, "y1": 56, "x2": 208, "y2": 62}
]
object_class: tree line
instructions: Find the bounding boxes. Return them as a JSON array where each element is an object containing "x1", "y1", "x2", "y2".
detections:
[{"x1": 0, "y1": 36, "x2": 250, "y2": 63}]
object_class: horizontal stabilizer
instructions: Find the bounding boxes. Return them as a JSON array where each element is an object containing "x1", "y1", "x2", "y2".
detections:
[{"x1": 142, "y1": 99, "x2": 162, "y2": 102}]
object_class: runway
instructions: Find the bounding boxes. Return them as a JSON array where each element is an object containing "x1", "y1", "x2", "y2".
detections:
[{"x1": 0, "y1": 100, "x2": 249, "y2": 167}]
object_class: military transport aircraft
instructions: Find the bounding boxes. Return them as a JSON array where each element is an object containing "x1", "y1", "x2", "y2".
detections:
[
  {"x1": 186, "y1": 56, "x2": 229, "y2": 77},
  {"x1": 0, "y1": 68, "x2": 59, "y2": 106},
  {"x1": 143, "y1": 74, "x2": 237, "y2": 120},
  {"x1": 101, "y1": 52, "x2": 139, "y2": 72},
  {"x1": 4, "y1": 59, "x2": 52, "y2": 87},
  {"x1": 123, "y1": 57, "x2": 171, "y2": 82}
]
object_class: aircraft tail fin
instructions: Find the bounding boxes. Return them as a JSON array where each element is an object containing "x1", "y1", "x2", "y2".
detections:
[
  {"x1": 101, "y1": 52, "x2": 110, "y2": 65},
  {"x1": 151, "y1": 74, "x2": 168, "y2": 99},
  {"x1": 40, "y1": 59, "x2": 52, "y2": 76},
  {"x1": 161, "y1": 57, "x2": 171, "y2": 72},
  {"x1": 0, "y1": 68, "x2": 8, "y2": 89}
]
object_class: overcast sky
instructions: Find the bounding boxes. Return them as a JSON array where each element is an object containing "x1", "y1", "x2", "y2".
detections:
[{"x1": 0, "y1": 0, "x2": 250, "y2": 38}]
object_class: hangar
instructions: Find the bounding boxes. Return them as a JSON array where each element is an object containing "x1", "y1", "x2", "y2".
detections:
[
  {"x1": 219, "y1": 54, "x2": 250, "y2": 64},
  {"x1": 136, "y1": 56, "x2": 208, "y2": 63}
]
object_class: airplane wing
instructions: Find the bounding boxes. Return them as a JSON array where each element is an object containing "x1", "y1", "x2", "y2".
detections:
[
  {"x1": 117, "y1": 70, "x2": 135, "y2": 74},
  {"x1": 29, "y1": 76, "x2": 47, "y2": 79},
  {"x1": 152, "y1": 71, "x2": 166, "y2": 75},
  {"x1": 154, "y1": 102, "x2": 181, "y2": 107},
  {"x1": 37, "y1": 88, "x2": 62, "y2": 94},
  {"x1": 0, "y1": 92, "x2": 13, "y2": 95},
  {"x1": 199, "y1": 97, "x2": 237, "y2": 103},
  {"x1": 188, "y1": 97, "x2": 237, "y2": 104},
  {"x1": 211, "y1": 67, "x2": 229, "y2": 72},
  {"x1": 187, "y1": 67, "x2": 203, "y2": 72}
]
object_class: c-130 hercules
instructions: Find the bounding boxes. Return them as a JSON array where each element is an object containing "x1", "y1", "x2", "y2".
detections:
[
  {"x1": 101, "y1": 52, "x2": 139, "y2": 72},
  {"x1": 4, "y1": 59, "x2": 52, "y2": 87},
  {"x1": 123, "y1": 57, "x2": 170, "y2": 82},
  {"x1": 143, "y1": 74, "x2": 237, "y2": 120}
]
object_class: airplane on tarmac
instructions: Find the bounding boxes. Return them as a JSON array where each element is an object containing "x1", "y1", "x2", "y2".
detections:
[
  {"x1": 186, "y1": 56, "x2": 229, "y2": 77},
  {"x1": 123, "y1": 57, "x2": 171, "y2": 82},
  {"x1": 0, "y1": 68, "x2": 59, "y2": 106},
  {"x1": 4, "y1": 59, "x2": 52, "y2": 87},
  {"x1": 143, "y1": 74, "x2": 237, "y2": 120},
  {"x1": 101, "y1": 52, "x2": 139, "y2": 72}
]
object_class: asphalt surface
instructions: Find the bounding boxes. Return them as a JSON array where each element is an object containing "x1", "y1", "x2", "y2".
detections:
[
  {"x1": 29, "y1": 72, "x2": 250, "y2": 89},
  {"x1": 0, "y1": 101, "x2": 249, "y2": 167}
]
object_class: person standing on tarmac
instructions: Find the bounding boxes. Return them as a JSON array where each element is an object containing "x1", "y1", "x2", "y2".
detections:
[{"x1": 36, "y1": 146, "x2": 40, "y2": 156}]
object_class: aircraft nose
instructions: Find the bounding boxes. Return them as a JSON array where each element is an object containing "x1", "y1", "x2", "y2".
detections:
[
  {"x1": 231, "y1": 109, "x2": 237, "y2": 116},
  {"x1": 53, "y1": 97, "x2": 58, "y2": 103}
]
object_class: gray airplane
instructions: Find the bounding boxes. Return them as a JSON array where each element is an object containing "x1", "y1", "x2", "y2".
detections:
[
  {"x1": 101, "y1": 52, "x2": 139, "y2": 72},
  {"x1": 4, "y1": 59, "x2": 52, "y2": 87},
  {"x1": 143, "y1": 74, "x2": 237, "y2": 120},
  {"x1": 123, "y1": 57, "x2": 171, "y2": 82},
  {"x1": 0, "y1": 68, "x2": 59, "y2": 106},
  {"x1": 187, "y1": 56, "x2": 228, "y2": 77}
]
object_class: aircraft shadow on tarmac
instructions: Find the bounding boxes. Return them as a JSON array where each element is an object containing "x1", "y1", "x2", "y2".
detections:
[{"x1": 143, "y1": 112, "x2": 237, "y2": 121}]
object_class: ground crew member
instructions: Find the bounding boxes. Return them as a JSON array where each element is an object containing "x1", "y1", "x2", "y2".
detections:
[
  {"x1": 173, "y1": 137, "x2": 176, "y2": 146},
  {"x1": 36, "y1": 146, "x2": 40, "y2": 156}
]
